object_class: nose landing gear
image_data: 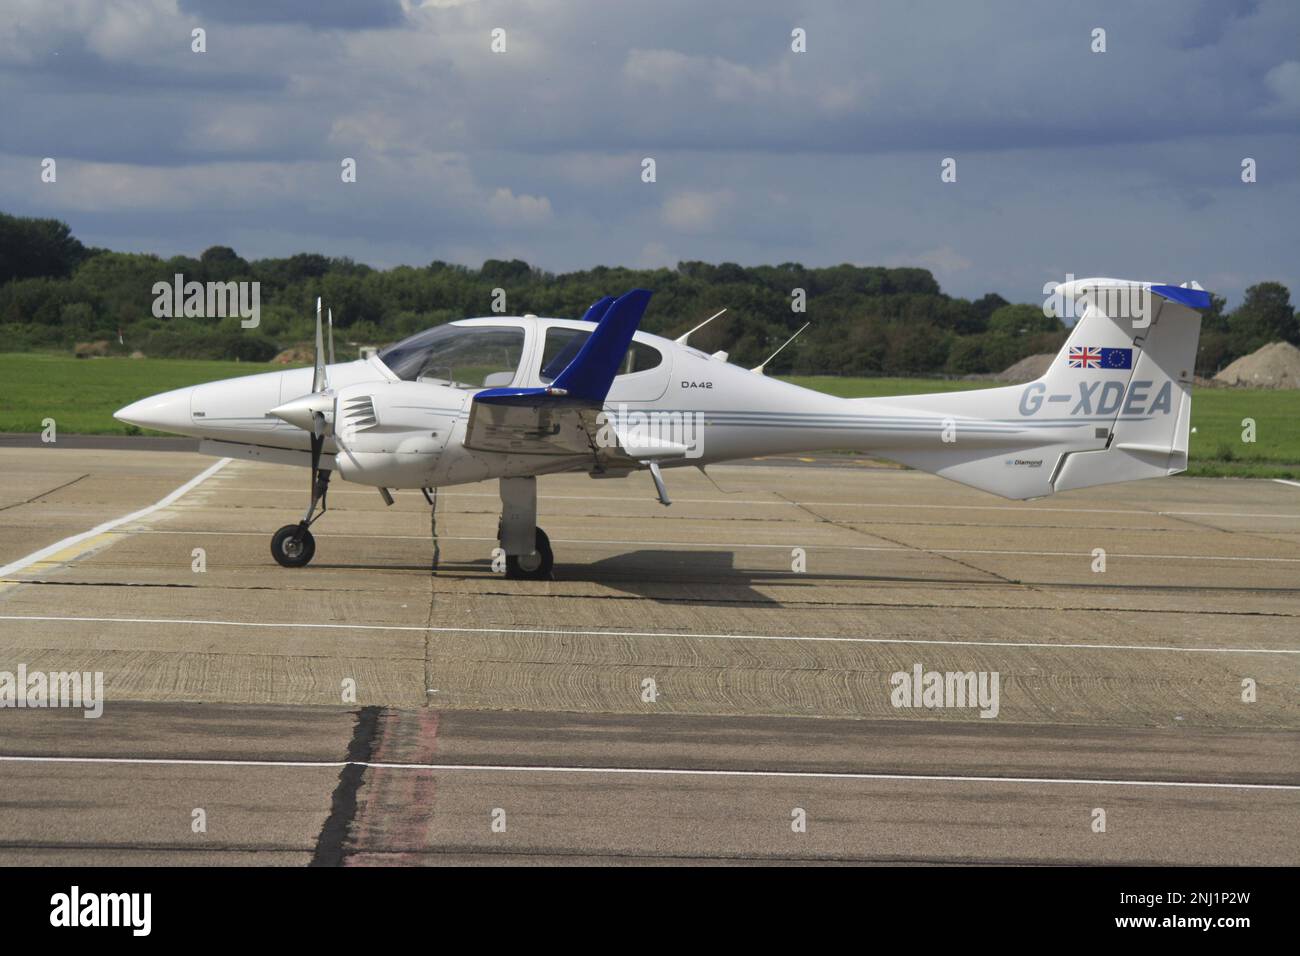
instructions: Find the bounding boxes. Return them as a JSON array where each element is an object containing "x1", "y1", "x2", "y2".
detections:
[{"x1": 271, "y1": 465, "x2": 330, "y2": 568}]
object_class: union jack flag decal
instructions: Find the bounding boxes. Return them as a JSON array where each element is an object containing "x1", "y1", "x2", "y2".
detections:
[{"x1": 1068, "y1": 346, "x2": 1101, "y2": 368}]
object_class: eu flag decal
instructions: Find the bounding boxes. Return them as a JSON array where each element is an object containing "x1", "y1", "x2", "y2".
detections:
[{"x1": 1099, "y1": 347, "x2": 1133, "y2": 369}]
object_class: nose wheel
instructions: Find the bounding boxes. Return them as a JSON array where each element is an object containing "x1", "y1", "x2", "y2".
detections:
[{"x1": 271, "y1": 524, "x2": 316, "y2": 567}]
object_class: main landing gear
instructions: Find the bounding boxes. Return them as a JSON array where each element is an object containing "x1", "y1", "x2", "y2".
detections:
[
  {"x1": 271, "y1": 466, "x2": 330, "y2": 568},
  {"x1": 498, "y1": 476, "x2": 553, "y2": 580}
]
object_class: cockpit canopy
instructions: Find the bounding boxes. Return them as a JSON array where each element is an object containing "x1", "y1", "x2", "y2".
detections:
[
  {"x1": 376, "y1": 317, "x2": 670, "y2": 399},
  {"x1": 378, "y1": 324, "x2": 525, "y2": 388}
]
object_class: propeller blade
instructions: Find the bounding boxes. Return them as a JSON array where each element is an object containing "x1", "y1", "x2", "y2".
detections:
[
  {"x1": 327, "y1": 308, "x2": 336, "y2": 366},
  {"x1": 312, "y1": 297, "x2": 327, "y2": 393}
]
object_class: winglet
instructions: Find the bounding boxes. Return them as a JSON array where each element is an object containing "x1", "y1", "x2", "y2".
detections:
[
  {"x1": 581, "y1": 296, "x2": 615, "y2": 323},
  {"x1": 1150, "y1": 284, "x2": 1213, "y2": 311},
  {"x1": 552, "y1": 289, "x2": 653, "y2": 402}
]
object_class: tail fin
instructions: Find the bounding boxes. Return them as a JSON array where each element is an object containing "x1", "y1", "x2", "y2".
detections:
[{"x1": 862, "y1": 279, "x2": 1206, "y2": 499}]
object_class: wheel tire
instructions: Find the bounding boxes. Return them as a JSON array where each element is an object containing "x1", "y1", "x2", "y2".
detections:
[
  {"x1": 271, "y1": 524, "x2": 316, "y2": 568},
  {"x1": 505, "y1": 527, "x2": 553, "y2": 580}
]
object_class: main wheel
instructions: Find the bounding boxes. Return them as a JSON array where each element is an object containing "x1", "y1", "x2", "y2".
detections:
[
  {"x1": 505, "y1": 527, "x2": 553, "y2": 580},
  {"x1": 271, "y1": 524, "x2": 316, "y2": 568}
]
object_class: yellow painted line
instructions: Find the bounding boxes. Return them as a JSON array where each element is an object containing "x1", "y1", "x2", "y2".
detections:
[
  {"x1": 10, "y1": 532, "x2": 118, "y2": 575},
  {"x1": 0, "y1": 458, "x2": 230, "y2": 593}
]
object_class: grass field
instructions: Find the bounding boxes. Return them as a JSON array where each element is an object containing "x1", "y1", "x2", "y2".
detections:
[
  {"x1": 0, "y1": 354, "x2": 1295, "y2": 479},
  {"x1": 0, "y1": 353, "x2": 298, "y2": 436}
]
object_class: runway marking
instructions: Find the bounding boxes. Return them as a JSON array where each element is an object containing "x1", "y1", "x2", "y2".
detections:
[
  {"x1": 0, "y1": 753, "x2": 1293, "y2": 791},
  {"x1": 1274, "y1": 479, "x2": 1300, "y2": 489},
  {"x1": 192, "y1": 485, "x2": 1300, "y2": 520},
  {"x1": 124, "y1": 530, "x2": 1300, "y2": 564},
  {"x1": 0, "y1": 459, "x2": 231, "y2": 584},
  {"x1": 0, "y1": 613, "x2": 1294, "y2": 655}
]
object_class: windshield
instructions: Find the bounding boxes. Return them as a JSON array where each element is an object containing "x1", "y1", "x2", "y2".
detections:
[
  {"x1": 539, "y1": 327, "x2": 663, "y2": 383},
  {"x1": 378, "y1": 324, "x2": 526, "y2": 387}
]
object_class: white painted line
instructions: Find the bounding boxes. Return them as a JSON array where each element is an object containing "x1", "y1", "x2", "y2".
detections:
[
  {"x1": 0, "y1": 459, "x2": 231, "y2": 578},
  {"x1": 1274, "y1": 479, "x2": 1300, "y2": 489},
  {"x1": 122, "y1": 530, "x2": 1300, "y2": 564},
  {"x1": 0, "y1": 613, "x2": 1294, "y2": 655},
  {"x1": 0, "y1": 753, "x2": 1292, "y2": 791},
  {"x1": 172, "y1": 485, "x2": 1300, "y2": 520},
  {"x1": 920, "y1": 547, "x2": 1300, "y2": 564}
]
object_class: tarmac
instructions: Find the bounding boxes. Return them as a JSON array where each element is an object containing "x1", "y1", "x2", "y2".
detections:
[{"x1": 0, "y1": 443, "x2": 1296, "y2": 864}]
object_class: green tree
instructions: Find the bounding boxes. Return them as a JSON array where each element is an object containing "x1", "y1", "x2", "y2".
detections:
[
  {"x1": 0, "y1": 214, "x2": 89, "y2": 283},
  {"x1": 987, "y1": 303, "x2": 1062, "y2": 336},
  {"x1": 1228, "y1": 282, "x2": 1298, "y2": 352}
]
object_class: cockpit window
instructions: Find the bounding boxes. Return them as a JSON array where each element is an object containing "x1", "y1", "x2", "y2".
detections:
[
  {"x1": 539, "y1": 327, "x2": 663, "y2": 384},
  {"x1": 378, "y1": 325, "x2": 525, "y2": 387}
]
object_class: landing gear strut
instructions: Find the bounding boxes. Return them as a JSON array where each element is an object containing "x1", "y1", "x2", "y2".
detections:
[
  {"x1": 498, "y1": 476, "x2": 553, "y2": 580},
  {"x1": 272, "y1": 464, "x2": 331, "y2": 568}
]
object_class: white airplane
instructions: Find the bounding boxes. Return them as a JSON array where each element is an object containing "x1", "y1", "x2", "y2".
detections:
[{"x1": 115, "y1": 279, "x2": 1210, "y2": 579}]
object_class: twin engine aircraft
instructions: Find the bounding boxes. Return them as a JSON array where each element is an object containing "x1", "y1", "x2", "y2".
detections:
[{"x1": 115, "y1": 279, "x2": 1210, "y2": 578}]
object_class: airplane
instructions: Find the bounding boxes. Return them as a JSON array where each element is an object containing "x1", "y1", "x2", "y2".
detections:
[{"x1": 114, "y1": 278, "x2": 1211, "y2": 579}]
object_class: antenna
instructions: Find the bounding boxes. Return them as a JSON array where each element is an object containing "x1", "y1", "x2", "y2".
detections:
[
  {"x1": 750, "y1": 322, "x2": 810, "y2": 375},
  {"x1": 675, "y1": 308, "x2": 727, "y2": 346}
]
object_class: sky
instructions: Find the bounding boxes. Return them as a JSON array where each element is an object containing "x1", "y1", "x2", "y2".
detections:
[{"x1": 1, "y1": 0, "x2": 1297, "y2": 307}]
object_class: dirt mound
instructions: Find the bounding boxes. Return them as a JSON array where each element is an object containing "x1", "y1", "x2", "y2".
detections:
[
  {"x1": 74, "y1": 340, "x2": 111, "y2": 358},
  {"x1": 1214, "y1": 341, "x2": 1300, "y2": 388},
  {"x1": 273, "y1": 345, "x2": 314, "y2": 364},
  {"x1": 995, "y1": 353, "x2": 1054, "y2": 383}
]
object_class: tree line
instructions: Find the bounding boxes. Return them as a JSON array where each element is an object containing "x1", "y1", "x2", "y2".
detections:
[{"x1": 1, "y1": 212, "x2": 1295, "y2": 376}]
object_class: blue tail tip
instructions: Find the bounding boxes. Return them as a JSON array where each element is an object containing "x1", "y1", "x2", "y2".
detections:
[{"x1": 1150, "y1": 284, "x2": 1213, "y2": 311}]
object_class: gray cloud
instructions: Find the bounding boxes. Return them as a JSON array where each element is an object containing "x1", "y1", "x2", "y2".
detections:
[
  {"x1": 0, "y1": 0, "x2": 1295, "y2": 306},
  {"x1": 177, "y1": 0, "x2": 405, "y2": 30}
]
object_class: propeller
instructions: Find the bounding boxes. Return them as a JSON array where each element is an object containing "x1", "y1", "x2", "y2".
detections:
[
  {"x1": 269, "y1": 297, "x2": 337, "y2": 515},
  {"x1": 273, "y1": 297, "x2": 335, "y2": 433}
]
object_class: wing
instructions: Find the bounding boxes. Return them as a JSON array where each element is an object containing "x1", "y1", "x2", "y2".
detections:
[{"x1": 462, "y1": 290, "x2": 654, "y2": 461}]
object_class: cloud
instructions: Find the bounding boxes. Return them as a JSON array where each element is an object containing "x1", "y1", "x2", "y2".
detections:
[
  {"x1": 887, "y1": 246, "x2": 974, "y2": 279},
  {"x1": 661, "y1": 189, "x2": 733, "y2": 232},
  {"x1": 177, "y1": 0, "x2": 406, "y2": 30},
  {"x1": 0, "y1": 0, "x2": 1296, "y2": 307},
  {"x1": 486, "y1": 187, "x2": 553, "y2": 226},
  {"x1": 1262, "y1": 60, "x2": 1300, "y2": 114}
]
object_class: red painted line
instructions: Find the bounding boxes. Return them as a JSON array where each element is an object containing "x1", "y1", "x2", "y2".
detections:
[{"x1": 346, "y1": 709, "x2": 441, "y2": 865}]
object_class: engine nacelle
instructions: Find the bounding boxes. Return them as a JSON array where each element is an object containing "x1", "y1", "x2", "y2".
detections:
[{"x1": 331, "y1": 381, "x2": 465, "y2": 488}]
